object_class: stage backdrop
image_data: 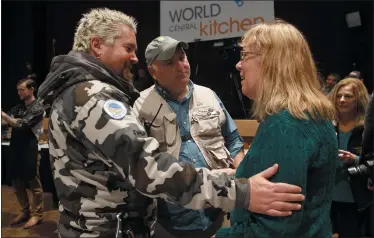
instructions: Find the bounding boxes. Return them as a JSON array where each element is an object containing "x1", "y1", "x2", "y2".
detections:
[{"x1": 160, "y1": 1, "x2": 274, "y2": 43}]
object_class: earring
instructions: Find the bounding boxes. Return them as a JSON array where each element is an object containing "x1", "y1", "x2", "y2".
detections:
[{"x1": 97, "y1": 53, "x2": 101, "y2": 59}]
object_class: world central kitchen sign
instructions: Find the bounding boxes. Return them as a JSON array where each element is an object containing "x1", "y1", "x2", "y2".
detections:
[{"x1": 160, "y1": 1, "x2": 274, "y2": 43}]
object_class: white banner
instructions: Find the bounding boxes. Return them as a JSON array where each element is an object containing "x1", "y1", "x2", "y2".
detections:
[{"x1": 160, "y1": 1, "x2": 274, "y2": 43}]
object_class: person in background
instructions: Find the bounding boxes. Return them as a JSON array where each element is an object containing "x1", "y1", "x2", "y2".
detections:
[
  {"x1": 347, "y1": 70, "x2": 363, "y2": 81},
  {"x1": 1, "y1": 78, "x2": 44, "y2": 228},
  {"x1": 215, "y1": 20, "x2": 338, "y2": 238},
  {"x1": 133, "y1": 36, "x2": 245, "y2": 238},
  {"x1": 324, "y1": 72, "x2": 340, "y2": 94},
  {"x1": 329, "y1": 77, "x2": 369, "y2": 237}
]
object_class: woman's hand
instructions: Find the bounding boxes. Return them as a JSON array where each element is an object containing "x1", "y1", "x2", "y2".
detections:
[{"x1": 338, "y1": 149, "x2": 358, "y2": 164}]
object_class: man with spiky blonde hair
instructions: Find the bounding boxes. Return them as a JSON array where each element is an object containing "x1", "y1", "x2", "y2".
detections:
[
  {"x1": 38, "y1": 8, "x2": 304, "y2": 238},
  {"x1": 73, "y1": 8, "x2": 137, "y2": 52}
]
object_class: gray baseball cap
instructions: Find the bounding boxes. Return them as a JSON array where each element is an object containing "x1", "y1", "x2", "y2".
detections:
[{"x1": 145, "y1": 36, "x2": 189, "y2": 65}]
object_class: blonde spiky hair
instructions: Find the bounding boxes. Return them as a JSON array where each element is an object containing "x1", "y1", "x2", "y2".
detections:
[{"x1": 73, "y1": 8, "x2": 137, "y2": 52}]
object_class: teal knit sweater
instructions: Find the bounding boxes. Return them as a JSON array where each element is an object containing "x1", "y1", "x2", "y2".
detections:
[{"x1": 216, "y1": 111, "x2": 338, "y2": 238}]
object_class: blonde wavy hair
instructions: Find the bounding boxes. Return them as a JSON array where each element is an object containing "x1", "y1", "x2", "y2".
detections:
[
  {"x1": 240, "y1": 20, "x2": 335, "y2": 121},
  {"x1": 73, "y1": 8, "x2": 137, "y2": 52},
  {"x1": 329, "y1": 77, "x2": 369, "y2": 122}
]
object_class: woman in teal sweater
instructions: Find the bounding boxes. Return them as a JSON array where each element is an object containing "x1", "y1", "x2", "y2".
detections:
[{"x1": 215, "y1": 20, "x2": 338, "y2": 238}]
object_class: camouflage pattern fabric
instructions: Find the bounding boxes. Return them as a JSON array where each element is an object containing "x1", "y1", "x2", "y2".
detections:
[{"x1": 38, "y1": 51, "x2": 249, "y2": 238}]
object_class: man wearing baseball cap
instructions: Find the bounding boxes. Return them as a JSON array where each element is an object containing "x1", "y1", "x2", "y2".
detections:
[{"x1": 133, "y1": 36, "x2": 304, "y2": 238}]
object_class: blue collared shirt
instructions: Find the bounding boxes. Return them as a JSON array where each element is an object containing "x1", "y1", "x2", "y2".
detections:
[{"x1": 156, "y1": 80, "x2": 244, "y2": 231}]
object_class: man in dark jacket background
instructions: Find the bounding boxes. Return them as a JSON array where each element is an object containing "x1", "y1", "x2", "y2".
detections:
[{"x1": 1, "y1": 78, "x2": 44, "y2": 228}]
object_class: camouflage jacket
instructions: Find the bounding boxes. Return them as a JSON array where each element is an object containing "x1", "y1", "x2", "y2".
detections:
[{"x1": 38, "y1": 51, "x2": 249, "y2": 238}]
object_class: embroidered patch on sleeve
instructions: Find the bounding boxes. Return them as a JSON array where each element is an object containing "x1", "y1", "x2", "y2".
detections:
[{"x1": 103, "y1": 100, "x2": 127, "y2": 120}]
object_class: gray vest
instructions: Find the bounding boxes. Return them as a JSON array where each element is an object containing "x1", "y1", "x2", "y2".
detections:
[{"x1": 133, "y1": 84, "x2": 233, "y2": 169}]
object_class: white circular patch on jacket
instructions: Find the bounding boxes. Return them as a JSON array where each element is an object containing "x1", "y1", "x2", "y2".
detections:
[{"x1": 103, "y1": 100, "x2": 127, "y2": 120}]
